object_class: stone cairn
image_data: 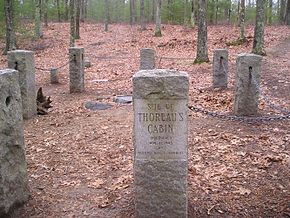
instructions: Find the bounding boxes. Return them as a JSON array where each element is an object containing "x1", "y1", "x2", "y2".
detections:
[
  {"x1": 7, "y1": 50, "x2": 37, "y2": 119},
  {"x1": 212, "y1": 49, "x2": 228, "y2": 89},
  {"x1": 0, "y1": 69, "x2": 29, "y2": 216},
  {"x1": 140, "y1": 48, "x2": 155, "y2": 70},
  {"x1": 133, "y1": 69, "x2": 189, "y2": 218},
  {"x1": 234, "y1": 53, "x2": 263, "y2": 116},
  {"x1": 69, "y1": 47, "x2": 85, "y2": 93}
]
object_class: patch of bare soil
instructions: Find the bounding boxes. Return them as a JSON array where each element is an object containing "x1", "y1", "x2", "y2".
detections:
[{"x1": 0, "y1": 23, "x2": 289, "y2": 217}]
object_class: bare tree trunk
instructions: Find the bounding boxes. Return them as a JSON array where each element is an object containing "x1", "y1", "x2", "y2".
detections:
[
  {"x1": 280, "y1": 0, "x2": 286, "y2": 24},
  {"x1": 252, "y1": 0, "x2": 266, "y2": 55},
  {"x1": 215, "y1": 0, "x2": 219, "y2": 24},
  {"x1": 56, "y1": 0, "x2": 61, "y2": 22},
  {"x1": 130, "y1": 0, "x2": 136, "y2": 25},
  {"x1": 35, "y1": 0, "x2": 43, "y2": 38},
  {"x1": 155, "y1": 0, "x2": 162, "y2": 36},
  {"x1": 239, "y1": 0, "x2": 245, "y2": 40},
  {"x1": 140, "y1": 0, "x2": 146, "y2": 30},
  {"x1": 70, "y1": 0, "x2": 75, "y2": 47},
  {"x1": 184, "y1": 0, "x2": 188, "y2": 26},
  {"x1": 104, "y1": 0, "x2": 109, "y2": 31},
  {"x1": 65, "y1": 0, "x2": 69, "y2": 21},
  {"x1": 152, "y1": 0, "x2": 155, "y2": 22},
  {"x1": 190, "y1": 0, "x2": 196, "y2": 27},
  {"x1": 43, "y1": 0, "x2": 48, "y2": 27},
  {"x1": 4, "y1": 0, "x2": 17, "y2": 54},
  {"x1": 267, "y1": 0, "x2": 273, "y2": 24},
  {"x1": 286, "y1": 0, "x2": 290, "y2": 25},
  {"x1": 194, "y1": 0, "x2": 209, "y2": 63},
  {"x1": 75, "y1": 0, "x2": 80, "y2": 38}
]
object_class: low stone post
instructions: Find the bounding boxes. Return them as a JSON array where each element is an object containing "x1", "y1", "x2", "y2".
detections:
[
  {"x1": 0, "y1": 69, "x2": 29, "y2": 216},
  {"x1": 69, "y1": 47, "x2": 85, "y2": 93},
  {"x1": 7, "y1": 50, "x2": 37, "y2": 119},
  {"x1": 213, "y1": 49, "x2": 228, "y2": 88},
  {"x1": 140, "y1": 48, "x2": 155, "y2": 70},
  {"x1": 50, "y1": 68, "x2": 59, "y2": 84},
  {"x1": 234, "y1": 53, "x2": 263, "y2": 116},
  {"x1": 133, "y1": 69, "x2": 189, "y2": 218}
]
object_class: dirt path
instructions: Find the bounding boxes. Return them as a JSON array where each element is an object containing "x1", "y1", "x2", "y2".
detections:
[{"x1": 2, "y1": 24, "x2": 289, "y2": 217}]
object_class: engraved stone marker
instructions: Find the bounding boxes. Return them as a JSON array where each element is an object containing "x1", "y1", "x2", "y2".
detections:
[
  {"x1": 234, "y1": 53, "x2": 262, "y2": 116},
  {"x1": 50, "y1": 68, "x2": 59, "y2": 84},
  {"x1": 140, "y1": 48, "x2": 155, "y2": 70},
  {"x1": 213, "y1": 49, "x2": 228, "y2": 88},
  {"x1": 7, "y1": 50, "x2": 37, "y2": 119},
  {"x1": 69, "y1": 47, "x2": 85, "y2": 93},
  {"x1": 133, "y1": 69, "x2": 189, "y2": 218},
  {"x1": 0, "y1": 69, "x2": 29, "y2": 216}
]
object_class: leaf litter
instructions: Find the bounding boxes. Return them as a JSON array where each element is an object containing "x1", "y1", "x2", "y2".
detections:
[{"x1": 0, "y1": 23, "x2": 289, "y2": 217}]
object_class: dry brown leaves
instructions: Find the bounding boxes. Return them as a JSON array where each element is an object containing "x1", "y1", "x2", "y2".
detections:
[{"x1": 0, "y1": 23, "x2": 289, "y2": 217}]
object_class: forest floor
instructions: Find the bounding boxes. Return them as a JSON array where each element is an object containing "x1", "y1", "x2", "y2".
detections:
[{"x1": 0, "y1": 23, "x2": 290, "y2": 218}]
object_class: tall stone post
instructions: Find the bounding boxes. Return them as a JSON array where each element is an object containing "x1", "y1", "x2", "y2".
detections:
[
  {"x1": 212, "y1": 49, "x2": 228, "y2": 89},
  {"x1": 140, "y1": 48, "x2": 155, "y2": 70},
  {"x1": 7, "y1": 50, "x2": 37, "y2": 119},
  {"x1": 0, "y1": 69, "x2": 29, "y2": 216},
  {"x1": 133, "y1": 69, "x2": 189, "y2": 218},
  {"x1": 50, "y1": 68, "x2": 59, "y2": 84},
  {"x1": 69, "y1": 47, "x2": 85, "y2": 93},
  {"x1": 234, "y1": 53, "x2": 263, "y2": 116}
]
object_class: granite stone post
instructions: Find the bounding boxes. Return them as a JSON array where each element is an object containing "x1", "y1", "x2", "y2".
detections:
[
  {"x1": 213, "y1": 49, "x2": 228, "y2": 88},
  {"x1": 140, "y1": 48, "x2": 155, "y2": 70},
  {"x1": 7, "y1": 50, "x2": 37, "y2": 119},
  {"x1": 133, "y1": 69, "x2": 189, "y2": 218},
  {"x1": 0, "y1": 69, "x2": 29, "y2": 216},
  {"x1": 234, "y1": 53, "x2": 263, "y2": 116},
  {"x1": 50, "y1": 68, "x2": 59, "y2": 84},
  {"x1": 69, "y1": 47, "x2": 85, "y2": 93}
]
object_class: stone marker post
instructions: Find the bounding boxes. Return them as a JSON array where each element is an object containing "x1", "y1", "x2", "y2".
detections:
[
  {"x1": 69, "y1": 47, "x2": 85, "y2": 93},
  {"x1": 213, "y1": 49, "x2": 228, "y2": 88},
  {"x1": 50, "y1": 68, "x2": 59, "y2": 84},
  {"x1": 0, "y1": 69, "x2": 29, "y2": 216},
  {"x1": 133, "y1": 69, "x2": 189, "y2": 218},
  {"x1": 234, "y1": 53, "x2": 263, "y2": 116},
  {"x1": 140, "y1": 48, "x2": 155, "y2": 70},
  {"x1": 7, "y1": 50, "x2": 37, "y2": 119}
]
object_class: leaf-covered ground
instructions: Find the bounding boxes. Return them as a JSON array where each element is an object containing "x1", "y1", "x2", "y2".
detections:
[{"x1": 0, "y1": 23, "x2": 289, "y2": 217}]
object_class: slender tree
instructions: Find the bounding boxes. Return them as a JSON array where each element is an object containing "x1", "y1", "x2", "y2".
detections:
[
  {"x1": 268, "y1": 0, "x2": 273, "y2": 24},
  {"x1": 104, "y1": 0, "x2": 109, "y2": 31},
  {"x1": 140, "y1": 0, "x2": 146, "y2": 30},
  {"x1": 239, "y1": 0, "x2": 245, "y2": 41},
  {"x1": 252, "y1": 0, "x2": 266, "y2": 55},
  {"x1": 155, "y1": 0, "x2": 162, "y2": 36},
  {"x1": 56, "y1": 0, "x2": 61, "y2": 22},
  {"x1": 75, "y1": 0, "x2": 81, "y2": 38},
  {"x1": 65, "y1": 0, "x2": 69, "y2": 21},
  {"x1": 70, "y1": 0, "x2": 75, "y2": 47},
  {"x1": 43, "y1": 0, "x2": 48, "y2": 27},
  {"x1": 194, "y1": 0, "x2": 209, "y2": 63},
  {"x1": 279, "y1": 0, "x2": 286, "y2": 24},
  {"x1": 35, "y1": 0, "x2": 43, "y2": 38},
  {"x1": 286, "y1": 0, "x2": 290, "y2": 25},
  {"x1": 130, "y1": 0, "x2": 136, "y2": 25},
  {"x1": 4, "y1": 0, "x2": 17, "y2": 54},
  {"x1": 190, "y1": 0, "x2": 196, "y2": 27}
]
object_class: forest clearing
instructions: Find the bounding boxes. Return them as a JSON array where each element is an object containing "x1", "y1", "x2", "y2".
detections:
[{"x1": 0, "y1": 21, "x2": 289, "y2": 217}]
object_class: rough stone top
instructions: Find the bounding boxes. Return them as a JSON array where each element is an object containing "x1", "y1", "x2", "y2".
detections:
[
  {"x1": 8, "y1": 50, "x2": 33, "y2": 54},
  {"x1": 133, "y1": 69, "x2": 189, "y2": 99},
  {"x1": 0, "y1": 69, "x2": 18, "y2": 76},
  {"x1": 69, "y1": 47, "x2": 84, "y2": 50},
  {"x1": 214, "y1": 48, "x2": 228, "y2": 52},
  {"x1": 237, "y1": 53, "x2": 263, "y2": 60}
]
